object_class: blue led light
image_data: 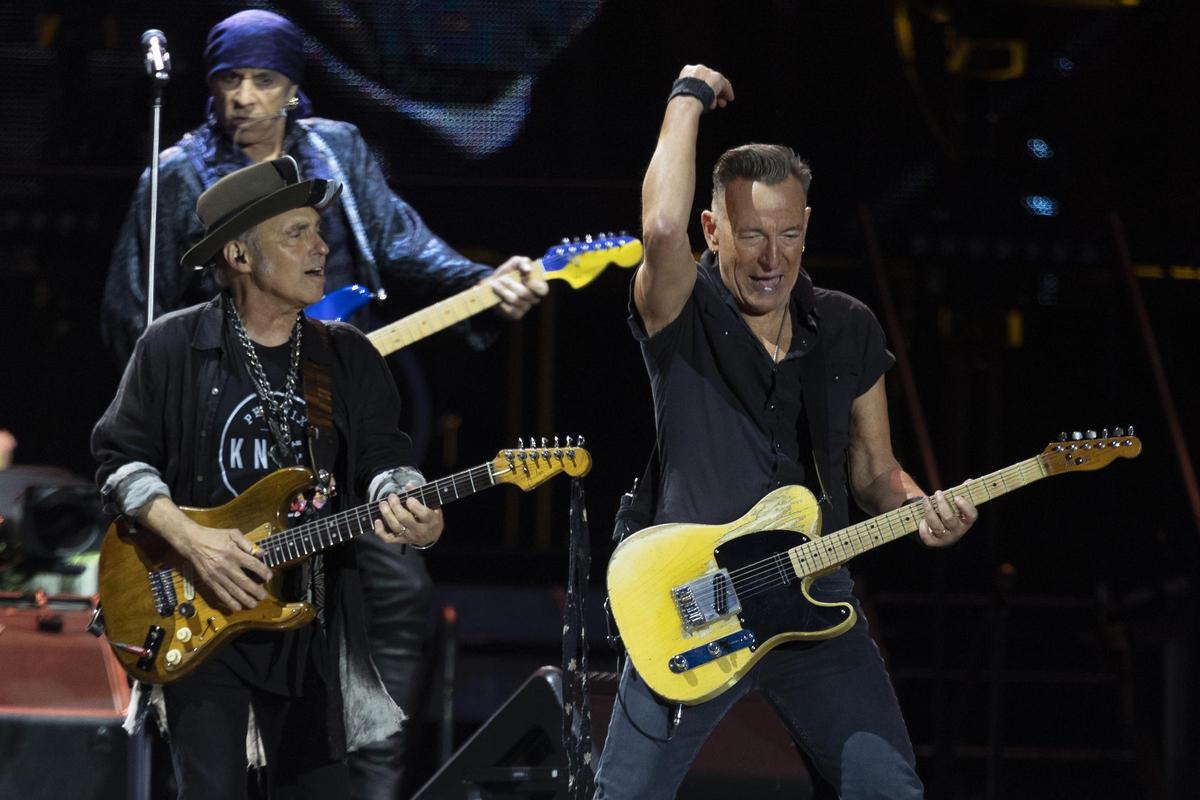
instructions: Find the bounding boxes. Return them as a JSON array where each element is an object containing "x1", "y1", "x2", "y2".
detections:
[
  {"x1": 1023, "y1": 195, "x2": 1060, "y2": 217},
  {"x1": 1055, "y1": 56, "x2": 1074, "y2": 75},
  {"x1": 1026, "y1": 138, "x2": 1054, "y2": 159}
]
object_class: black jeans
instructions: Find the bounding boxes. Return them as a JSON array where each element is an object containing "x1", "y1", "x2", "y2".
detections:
[
  {"x1": 161, "y1": 657, "x2": 348, "y2": 799},
  {"x1": 348, "y1": 535, "x2": 434, "y2": 799},
  {"x1": 593, "y1": 612, "x2": 923, "y2": 799}
]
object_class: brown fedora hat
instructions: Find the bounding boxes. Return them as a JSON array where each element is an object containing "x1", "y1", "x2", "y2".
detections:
[{"x1": 181, "y1": 155, "x2": 342, "y2": 269}]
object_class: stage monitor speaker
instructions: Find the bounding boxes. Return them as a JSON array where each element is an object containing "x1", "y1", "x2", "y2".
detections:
[
  {"x1": 0, "y1": 593, "x2": 142, "y2": 799},
  {"x1": 412, "y1": 666, "x2": 812, "y2": 800}
]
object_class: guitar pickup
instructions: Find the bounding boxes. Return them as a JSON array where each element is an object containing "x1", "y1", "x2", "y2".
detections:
[
  {"x1": 671, "y1": 568, "x2": 741, "y2": 633},
  {"x1": 148, "y1": 569, "x2": 178, "y2": 616}
]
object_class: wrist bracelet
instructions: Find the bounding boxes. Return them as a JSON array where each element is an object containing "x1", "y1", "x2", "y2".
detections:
[{"x1": 668, "y1": 76, "x2": 715, "y2": 111}]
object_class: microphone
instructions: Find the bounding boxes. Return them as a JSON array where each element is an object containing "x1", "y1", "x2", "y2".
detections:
[{"x1": 141, "y1": 29, "x2": 171, "y2": 79}]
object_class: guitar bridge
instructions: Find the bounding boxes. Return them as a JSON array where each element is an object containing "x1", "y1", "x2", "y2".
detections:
[{"x1": 671, "y1": 568, "x2": 741, "y2": 633}]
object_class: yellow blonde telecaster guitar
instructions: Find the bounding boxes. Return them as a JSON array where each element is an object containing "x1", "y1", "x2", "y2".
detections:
[
  {"x1": 607, "y1": 431, "x2": 1141, "y2": 705},
  {"x1": 99, "y1": 439, "x2": 591, "y2": 683}
]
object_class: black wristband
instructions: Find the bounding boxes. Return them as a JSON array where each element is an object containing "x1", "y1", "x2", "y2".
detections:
[{"x1": 668, "y1": 76, "x2": 715, "y2": 111}]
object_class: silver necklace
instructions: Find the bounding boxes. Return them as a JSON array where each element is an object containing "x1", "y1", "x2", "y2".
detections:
[
  {"x1": 228, "y1": 303, "x2": 304, "y2": 468},
  {"x1": 771, "y1": 307, "x2": 789, "y2": 364}
]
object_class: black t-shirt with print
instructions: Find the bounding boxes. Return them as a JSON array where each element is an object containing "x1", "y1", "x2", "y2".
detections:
[{"x1": 209, "y1": 323, "x2": 321, "y2": 696}]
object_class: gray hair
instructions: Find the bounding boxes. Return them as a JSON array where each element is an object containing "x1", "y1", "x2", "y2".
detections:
[
  {"x1": 711, "y1": 143, "x2": 812, "y2": 210},
  {"x1": 210, "y1": 224, "x2": 263, "y2": 288}
]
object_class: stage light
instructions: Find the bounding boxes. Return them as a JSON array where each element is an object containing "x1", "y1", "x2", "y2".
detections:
[
  {"x1": 1023, "y1": 195, "x2": 1059, "y2": 217},
  {"x1": 1026, "y1": 138, "x2": 1054, "y2": 159}
]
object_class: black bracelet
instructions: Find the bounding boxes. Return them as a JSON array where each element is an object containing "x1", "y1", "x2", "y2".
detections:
[{"x1": 668, "y1": 76, "x2": 715, "y2": 111}]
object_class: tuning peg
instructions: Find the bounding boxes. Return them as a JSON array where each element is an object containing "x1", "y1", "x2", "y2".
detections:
[
  {"x1": 1127, "y1": 425, "x2": 1135, "y2": 436},
  {"x1": 1114, "y1": 427, "x2": 1125, "y2": 437},
  {"x1": 1085, "y1": 429, "x2": 1097, "y2": 439},
  {"x1": 584, "y1": 234, "x2": 593, "y2": 243},
  {"x1": 560, "y1": 237, "x2": 570, "y2": 245},
  {"x1": 1059, "y1": 432, "x2": 1068, "y2": 442},
  {"x1": 554, "y1": 436, "x2": 560, "y2": 448},
  {"x1": 565, "y1": 435, "x2": 573, "y2": 447},
  {"x1": 541, "y1": 437, "x2": 548, "y2": 448},
  {"x1": 1102, "y1": 428, "x2": 1110, "y2": 438},
  {"x1": 517, "y1": 437, "x2": 524, "y2": 449},
  {"x1": 578, "y1": 435, "x2": 586, "y2": 447},
  {"x1": 1071, "y1": 431, "x2": 1083, "y2": 441}
]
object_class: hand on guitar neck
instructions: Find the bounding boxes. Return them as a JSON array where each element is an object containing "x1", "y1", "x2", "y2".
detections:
[
  {"x1": 305, "y1": 234, "x2": 644, "y2": 356},
  {"x1": 99, "y1": 441, "x2": 592, "y2": 683},
  {"x1": 135, "y1": 486, "x2": 442, "y2": 612},
  {"x1": 371, "y1": 486, "x2": 443, "y2": 548},
  {"x1": 486, "y1": 255, "x2": 549, "y2": 320}
]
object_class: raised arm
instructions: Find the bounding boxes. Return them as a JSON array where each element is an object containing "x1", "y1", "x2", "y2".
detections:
[{"x1": 634, "y1": 65, "x2": 734, "y2": 335}]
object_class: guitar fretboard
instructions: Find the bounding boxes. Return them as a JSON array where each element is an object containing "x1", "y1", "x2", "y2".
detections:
[
  {"x1": 257, "y1": 461, "x2": 504, "y2": 568},
  {"x1": 366, "y1": 260, "x2": 548, "y2": 356},
  {"x1": 788, "y1": 455, "x2": 1049, "y2": 575}
]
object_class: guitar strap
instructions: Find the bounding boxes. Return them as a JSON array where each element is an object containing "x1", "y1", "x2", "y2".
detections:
[
  {"x1": 611, "y1": 444, "x2": 659, "y2": 544},
  {"x1": 795, "y1": 328, "x2": 836, "y2": 519},
  {"x1": 302, "y1": 318, "x2": 339, "y2": 494}
]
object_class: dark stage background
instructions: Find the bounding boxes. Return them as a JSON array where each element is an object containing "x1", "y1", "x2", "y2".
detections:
[{"x1": 0, "y1": 1, "x2": 1197, "y2": 797}]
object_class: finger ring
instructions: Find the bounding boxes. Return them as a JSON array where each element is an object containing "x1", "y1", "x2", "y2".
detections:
[{"x1": 400, "y1": 525, "x2": 408, "y2": 534}]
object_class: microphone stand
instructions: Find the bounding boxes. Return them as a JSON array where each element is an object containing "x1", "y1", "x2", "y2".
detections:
[{"x1": 143, "y1": 43, "x2": 171, "y2": 329}]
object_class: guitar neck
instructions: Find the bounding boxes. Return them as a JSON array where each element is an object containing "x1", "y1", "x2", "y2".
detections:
[
  {"x1": 257, "y1": 460, "x2": 508, "y2": 567},
  {"x1": 367, "y1": 260, "x2": 547, "y2": 357},
  {"x1": 790, "y1": 454, "x2": 1050, "y2": 573}
]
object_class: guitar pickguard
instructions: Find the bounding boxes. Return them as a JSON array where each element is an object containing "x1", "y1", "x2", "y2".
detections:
[{"x1": 711, "y1": 530, "x2": 852, "y2": 642}]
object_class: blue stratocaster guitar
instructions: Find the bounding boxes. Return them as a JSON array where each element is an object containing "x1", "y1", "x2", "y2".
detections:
[{"x1": 306, "y1": 233, "x2": 643, "y2": 356}]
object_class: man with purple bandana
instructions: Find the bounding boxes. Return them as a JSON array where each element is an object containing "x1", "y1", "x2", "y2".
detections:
[{"x1": 99, "y1": 10, "x2": 547, "y2": 798}]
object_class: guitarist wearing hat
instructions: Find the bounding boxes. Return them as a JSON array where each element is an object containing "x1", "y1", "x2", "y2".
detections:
[
  {"x1": 98, "y1": 11, "x2": 548, "y2": 796},
  {"x1": 93, "y1": 156, "x2": 437, "y2": 797}
]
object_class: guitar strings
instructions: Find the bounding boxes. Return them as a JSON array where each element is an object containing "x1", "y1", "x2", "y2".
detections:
[
  {"x1": 247, "y1": 446, "x2": 579, "y2": 559},
  {"x1": 259, "y1": 463, "x2": 505, "y2": 560},
  {"x1": 670, "y1": 458, "x2": 1047, "y2": 610},
  {"x1": 711, "y1": 459, "x2": 1044, "y2": 605},
  {"x1": 151, "y1": 463, "x2": 509, "y2": 586}
]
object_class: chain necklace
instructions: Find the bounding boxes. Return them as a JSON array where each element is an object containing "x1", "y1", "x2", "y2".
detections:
[{"x1": 228, "y1": 302, "x2": 304, "y2": 468}]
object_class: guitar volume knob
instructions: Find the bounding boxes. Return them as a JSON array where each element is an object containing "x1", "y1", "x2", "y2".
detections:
[{"x1": 164, "y1": 648, "x2": 182, "y2": 667}]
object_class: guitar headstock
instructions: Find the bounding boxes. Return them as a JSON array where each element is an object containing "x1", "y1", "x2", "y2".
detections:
[
  {"x1": 540, "y1": 234, "x2": 644, "y2": 289},
  {"x1": 491, "y1": 436, "x2": 593, "y2": 490},
  {"x1": 1040, "y1": 427, "x2": 1142, "y2": 476}
]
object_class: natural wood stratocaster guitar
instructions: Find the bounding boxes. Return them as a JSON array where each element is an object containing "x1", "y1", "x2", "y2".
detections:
[
  {"x1": 99, "y1": 440, "x2": 591, "y2": 683},
  {"x1": 607, "y1": 431, "x2": 1141, "y2": 706},
  {"x1": 306, "y1": 234, "x2": 644, "y2": 357}
]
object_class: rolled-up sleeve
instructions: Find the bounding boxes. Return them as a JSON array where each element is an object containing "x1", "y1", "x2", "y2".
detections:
[{"x1": 92, "y1": 333, "x2": 171, "y2": 517}]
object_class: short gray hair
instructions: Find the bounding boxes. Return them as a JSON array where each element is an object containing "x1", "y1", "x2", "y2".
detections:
[
  {"x1": 711, "y1": 143, "x2": 812, "y2": 209},
  {"x1": 210, "y1": 224, "x2": 263, "y2": 289}
]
